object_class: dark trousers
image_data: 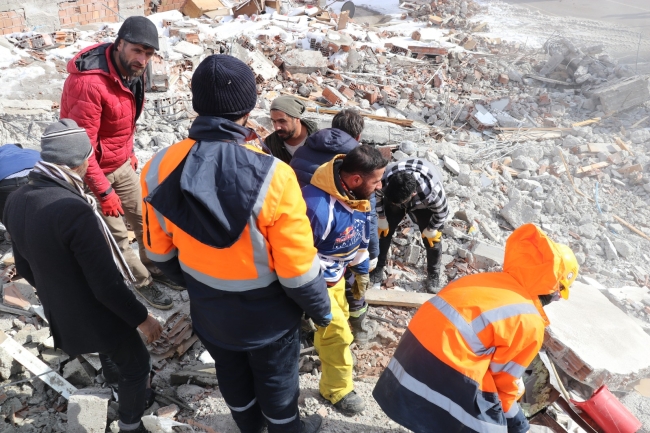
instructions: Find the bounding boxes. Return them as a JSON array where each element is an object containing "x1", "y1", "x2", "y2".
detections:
[
  {"x1": 98, "y1": 330, "x2": 151, "y2": 425},
  {"x1": 377, "y1": 203, "x2": 442, "y2": 274},
  {"x1": 0, "y1": 176, "x2": 29, "y2": 224},
  {"x1": 199, "y1": 326, "x2": 301, "y2": 433}
]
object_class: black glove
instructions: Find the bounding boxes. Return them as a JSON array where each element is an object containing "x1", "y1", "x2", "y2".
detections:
[{"x1": 312, "y1": 312, "x2": 332, "y2": 328}]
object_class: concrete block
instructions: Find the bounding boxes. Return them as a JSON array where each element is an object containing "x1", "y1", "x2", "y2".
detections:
[
  {"x1": 404, "y1": 244, "x2": 421, "y2": 265},
  {"x1": 67, "y1": 388, "x2": 112, "y2": 433},
  {"x1": 63, "y1": 358, "x2": 95, "y2": 388},
  {"x1": 545, "y1": 281, "x2": 650, "y2": 389},
  {"x1": 603, "y1": 235, "x2": 618, "y2": 260},
  {"x1": 613, "y1": 240, "x2": 635, "y2": 258},
  {"x1": 118, "y1": 0, "x2": 146, "y2": 18},
  {"x1": 500, "y1": 196, "x2": 540, "y2": 228},
  {"x1": 172, "y1": 41, "x2": 204, "y2": 57},
  {"x1": 443, "y1": 155, "x2": 460, "y2": 175},
  {"x1": 230, "y1": 43, "x2": 279, "y2": 83},
  {"x1": 469, "y1": 241, "x2": 504, "y2": 269},
  {"x1": 283, "y1": 49, "x2": 328, "y2": 74},
  {"x1": 592, "y1": 77, "x2": 650, "y2": 113}
]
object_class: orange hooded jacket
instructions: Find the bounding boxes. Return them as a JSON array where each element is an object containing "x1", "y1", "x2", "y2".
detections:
[{"x1": 373, "y1": 224, "x2": 566, "y2": 433}]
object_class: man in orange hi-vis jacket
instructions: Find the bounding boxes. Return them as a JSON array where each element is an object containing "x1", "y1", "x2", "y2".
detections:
[
  {"x1": 140, "y1": 55, "x2": 330, "y2": 433},
  {"x1": 373, "y1": 223, "x2": 579, "y2": 433}
]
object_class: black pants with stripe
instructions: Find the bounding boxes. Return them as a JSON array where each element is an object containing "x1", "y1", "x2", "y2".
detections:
[{"x1": 199, "y1": 325, "x2": 301, "y2": 433}]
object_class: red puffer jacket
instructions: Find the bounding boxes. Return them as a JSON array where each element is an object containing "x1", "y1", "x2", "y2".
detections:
[{"x1": 60, "y1": 43, "x2": 144, "y2": 197}]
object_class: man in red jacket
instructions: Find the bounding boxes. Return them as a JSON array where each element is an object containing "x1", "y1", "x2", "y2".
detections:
[{"x1": 60, "y1": 16, "x2": 174, "y2": 310}]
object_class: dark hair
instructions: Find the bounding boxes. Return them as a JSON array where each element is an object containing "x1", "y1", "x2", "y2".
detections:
[
  {"x1": 383, "y1": 171, "x2": 417, "y2": 205},
  {"x1": 340, "y1": 145, "x2": 388, "y2": 176},
  {"x1": 332, "y1": 109, "x2": 365, "y2": 139}
]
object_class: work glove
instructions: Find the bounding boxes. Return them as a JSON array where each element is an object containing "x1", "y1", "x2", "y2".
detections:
[
  {"x1": 100, "y1": 190, "x2": 125, "y2": 218},
  {"x1": 130, "y1": 153, "x2": 138, "y2": 172},
  {"x1": 368, "y1": 257, "x2": 378, "y2": 273},
  {"x1": 352, "y1": 273, "x2": 370, "y2": 300},
  {"x1": 515, "y1": 378, "x2": 526, "y2": 401},
  {"x1": 378, "y1": 217, "x2": 389, "y2": 238},
  {"x1": 421, "y1": 227, "x2": 442, "y2": 247},
  {"x1": 313, "y1": 313, "x2": 332, "y2": 328}
]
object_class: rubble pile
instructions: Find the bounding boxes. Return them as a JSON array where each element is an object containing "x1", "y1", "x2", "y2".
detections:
[{"x1": 1, "y1": 0, "x2": 650, "y2": 431}]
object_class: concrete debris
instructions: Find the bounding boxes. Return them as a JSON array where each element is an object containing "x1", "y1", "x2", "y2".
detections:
[
  {"x1": 545, "y1": 282, "x2": 650, "y2": 390},
  {"x1": 67, "y1": 388, "x2": 112, "y2": 433},
  {"x1": 0, "y1": 0, "x2": 650, "y2": 429}
]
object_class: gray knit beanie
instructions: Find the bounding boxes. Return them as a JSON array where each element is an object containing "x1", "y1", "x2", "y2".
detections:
[
  {"x1": 40, "y1": 119, "x2": 92, "y2": 168},
  {"x1": 270, "y1": 96, "x2": 305, "y2": 118}
]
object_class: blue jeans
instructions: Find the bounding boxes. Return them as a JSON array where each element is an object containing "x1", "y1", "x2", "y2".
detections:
[
  {"x1": 98, "y1": 330, "x2": 151, "y2": 425},
  {"x1": 199, "y1": 325, "x2": 301, "y2": 433}
]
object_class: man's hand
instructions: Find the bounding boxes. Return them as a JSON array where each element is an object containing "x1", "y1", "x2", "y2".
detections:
[
  {"x1": 378, "y1": 217, "x2": 389, "y2": 238},
  {"x1": 352, "y1": 273, "x2": 370, "y2": 300},
  {"x1": 313, "y1": 313, "x2": 332, "y2": 328},
  {"x1": 421, "y1": 228, "x2": 441, "y2": 248},
  {"x1": 130, "y1": 153, "x2": 139, "y2": 172},
  {"x1": 138, "y1": 314, "x2": 163, "y2": 344},
  {"x1": 100, "y1": 191, "x2": 125, "y2": 218}
]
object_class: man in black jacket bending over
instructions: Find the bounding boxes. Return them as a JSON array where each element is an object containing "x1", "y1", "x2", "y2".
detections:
[{"x1": 3, "y1": 119, "x2": 162, "y2": 433}]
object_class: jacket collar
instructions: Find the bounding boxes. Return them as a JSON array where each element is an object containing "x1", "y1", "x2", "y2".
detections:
[
  {"x1": 310, "y1": 155, "x2": 370, "y2": 212},
  {"x1": 28, "y1": 171, "x2": 83, "y2": 198},
  {"x1": 189, "y1": 116, "x2": 260, "y2": 144}
]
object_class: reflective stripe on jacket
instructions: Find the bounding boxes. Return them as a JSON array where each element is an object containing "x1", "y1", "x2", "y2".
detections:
[
  {"x1": 141, "y1": 116, "x2": 330, "y2": 350},
  {"x1": 374, "y1": 224, "x2": 566, "y2": 433}
]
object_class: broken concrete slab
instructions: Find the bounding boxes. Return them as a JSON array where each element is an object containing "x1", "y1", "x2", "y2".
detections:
[
  {"x1": 172, "y1": 41, "x2": 204, "y2": 57},
  {"x1": 544, "y1": 281, "x2": 650, "y2": 390},
  {"x1": 230, "y1": 42, "x2": 279, "y2": 83},
  {"x1": 63, "y1": 358, "x2": 95, "y2": 388},
  {"x1": 443, "y1": 155, "x2": 460, "y2": 175},
  {"x1": 282, "y1": 49, "x2": 328, "y2": 75},
  {"x1": 67, "y1": 388, "x2": 112, "y2": 433},
  {"x1": 591, "y1": 76, "x2": 650, "y2": 113},
  {"x1": 469, "y1": 241, "x2": 505, "y2": 269},
  {"x1": 0, "y1": 99, "x2": 53, "y2": 115},
  {"x1": 500, "y1": 196, "x2": 541, "y2": 228}
]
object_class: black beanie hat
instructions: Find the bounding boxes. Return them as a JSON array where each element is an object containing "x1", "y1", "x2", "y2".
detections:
[
  {"x1": 117, "y1": 16, "x2": 159, "y2": 50},
  {"x1": 191, "y1": 55, "x2": 258, "y2": 120}
]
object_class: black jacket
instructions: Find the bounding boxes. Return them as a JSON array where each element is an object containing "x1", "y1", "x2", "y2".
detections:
[{"x1": 3, "y1": 172, "x2": 148, "y2": 356}]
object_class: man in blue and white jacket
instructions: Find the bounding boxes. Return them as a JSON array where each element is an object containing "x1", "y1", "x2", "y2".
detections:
[{"x1": 302, "y1": 145, "x2": 388, "y2": 416}]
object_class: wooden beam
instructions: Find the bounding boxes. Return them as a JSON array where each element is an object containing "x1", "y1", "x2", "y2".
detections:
[
  {"x1": 575, "y1": 161, "x2": 609, "y2": 176},
  {"x1": 615, "y1": 137, "x2": 634, "y2": 156},
  {"x1": 365, "y1": 289, "x2": 433, "y2": 308},
  {"x1": 0, "y1": 330, "x2": 76, "y2": 399},
  {"x1": 613, "y1": 215, "x2": 650, "y2": 242},
  {"x1": 305, "y1": 107, "x2": 414, "y2": 127}
]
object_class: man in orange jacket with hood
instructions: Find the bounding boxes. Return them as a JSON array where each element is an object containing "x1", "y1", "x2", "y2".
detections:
[{"x1": 373, "y1": 223, "x2": 579, "y2": 433}]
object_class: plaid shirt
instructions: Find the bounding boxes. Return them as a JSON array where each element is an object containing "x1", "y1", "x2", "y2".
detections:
[{"x1": 377, "y1": 158, "x2": 449, "y2": 231}]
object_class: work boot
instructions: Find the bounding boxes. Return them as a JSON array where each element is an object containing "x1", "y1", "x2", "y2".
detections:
[
  {"x1": 349, "y1": 309, "x2": 378, "y2": 345},
  {"x1": 332, "y1": 390, "x2": 365, "y2": 415},
  {"x1": 151, "y1": 272, "x2": 185, "y2": 291},
  {"x1": 425, "y1": 271, "x2": 441, "y2": 294},
  {"x1": 135, "y1": 284, "x2": 173, "y2": 310},
  {"x1": 119, "y1": 422, "x2": 151, "y2": 433},
  {"x1": 369, "y1": 266, "x2": 385, "y2": 287},
  {"x1": 300, "y1": 414, "x2": 323, "y2": 433}
]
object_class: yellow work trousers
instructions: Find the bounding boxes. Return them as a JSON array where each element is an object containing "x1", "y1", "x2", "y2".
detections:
[{"x1": 314, "y1": 278, "x2": 354, "y2": 404}]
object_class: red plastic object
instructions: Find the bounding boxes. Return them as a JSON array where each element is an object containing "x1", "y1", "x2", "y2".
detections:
[{"x1": 571, "y1": 385, "x2": 642, "y2": 433}]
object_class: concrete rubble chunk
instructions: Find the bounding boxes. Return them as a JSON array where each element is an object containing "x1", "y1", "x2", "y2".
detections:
[
  {"x1": 283, "y1": 49, "x2": 328, "y2": 75},
  {"x1": 591, "y1": 76, "x2": 650, "y2": 113},
  {"x1": 613, "y1": 240, "x2": 635, "y2": 258},
  {"x1": 405, "y1": 244, "x2": 422, "y2": 265},
  {"x1": 63, "y1": 358, "x2": 95, "y2": 388},
  {"x1": 172, "y1": 41, "x2": 204, "y2": 57},
  {"x1": 603, "y1": 235, "x2": 618, "y2": 260},
  {"x1": 545, "y1": 282, "x2": 650, "y2": 389},
  {"x1": 469, "y1": 241, "x2": 505, "y2": 269},
  {"x1": 67, "y1": 388, "x2": 112, "y2": 433},
  {"x1": 500, "y1": 196, "x2": 540, "y2": 228},
  {"x1": 231, "y1": 43, "x2": 280, "y2": 83},
  {"x1": 443, "y1": 155, "x2": 460, "y2": 175}
]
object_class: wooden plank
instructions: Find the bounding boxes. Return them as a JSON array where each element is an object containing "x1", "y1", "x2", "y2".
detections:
[
  {"x1": 0, "y1": 330, "x2": 77, "y2": 399},
  {"x1": 613, "y1": 215, "x2": 650, "y2": 242},
  {"x1": 305, "y1": 107, "x2": 414, "y2": 127},
  {"x1": 365, "y1": 289, "x2": 433, "y2": 308},
  {"x1": 575, "y1": 161, "x2": 609, "y2": 176},
  {"x1": 572, "y1": 117, "x2": 601, "y2": 127},
  {"x1": 615, "y1": 137, "x2": 634, "y2": 156}
]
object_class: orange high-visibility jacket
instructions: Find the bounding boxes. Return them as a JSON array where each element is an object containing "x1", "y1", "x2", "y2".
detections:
[
  {"x1": 374, "y1": 224, "x2": 564, "y2": 433},
  {"x1": 140, "y1": 117, "x2": 330, "y2": 350}
]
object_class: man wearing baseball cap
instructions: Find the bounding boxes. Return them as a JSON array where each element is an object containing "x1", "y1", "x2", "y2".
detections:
[{"x1": 60, "y1": 17, "x2": 176, "y2": 310}]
